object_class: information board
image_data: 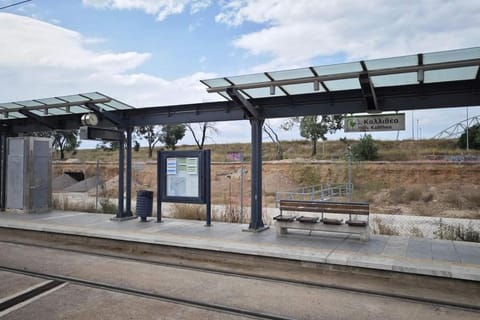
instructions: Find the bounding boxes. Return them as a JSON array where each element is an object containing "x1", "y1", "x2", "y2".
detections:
[
  {"x1": 166, "y1": 157, "x2": 199, "y2": 197},
  {"x1": 157, "y1": 150, "x2": 211, "y2": 224}
]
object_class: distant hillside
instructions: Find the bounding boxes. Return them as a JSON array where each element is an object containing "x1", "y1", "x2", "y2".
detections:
[{"x1": 63, "y1": 139, "x2": 478, "y2": 163}]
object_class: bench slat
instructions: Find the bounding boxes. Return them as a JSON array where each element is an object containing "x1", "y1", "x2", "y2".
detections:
[{"x1": 280, "y1": 200, "x2": 369, "y2": 216}]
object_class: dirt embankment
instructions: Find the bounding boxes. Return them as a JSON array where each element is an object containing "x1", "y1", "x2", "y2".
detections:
[{"x1": 53, "y1": 160, "x2": 480, "y2": 219}]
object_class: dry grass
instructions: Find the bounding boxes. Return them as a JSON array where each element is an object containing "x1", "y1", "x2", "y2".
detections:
[
  {"x1": 388, "y1": 185, "x2": 434, "y2": 204},
  {"x1": 170, "y1": 204, "x2": 206, "y2": 220},
  {"x1": 66, "y1": 138, "x2": 479, "y2": 163}
]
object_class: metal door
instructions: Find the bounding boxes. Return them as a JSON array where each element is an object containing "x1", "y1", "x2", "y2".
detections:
[
  {"x1": 31, "y1": 140, "x2": 50, "y2": 210},
  {"x1": 6, "y1": 138, "x2": 25, "y2": 209}
]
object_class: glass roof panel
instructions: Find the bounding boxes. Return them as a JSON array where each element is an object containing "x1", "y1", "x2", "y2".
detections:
[
  {"x1": 96, "y1": 103, "x2": 116, "y2": 112},
  {"x1": 371, "y1": 72, "x2": 418, "y2": 87},
  {"x1": 36, "y1": 97, "x2": 65, "y2": 105},
  {"x1": 14, "y1": 100, "x2": 45, "y2": 107},
  {"x1": 0, "y1": 102, "x2": 21, "y2": 109},
  {"x1": 202, "y1": 78, "x2": 231, "y2": 88},
  {"x1": 323, "y1": 78, "x2": 361, "y2": 91},
  {"x1": 105, "y1": 100, "x2": 132, "y2": 110},
  {"x1": 424, "y1": 66, "x2": 478, "y2": 83},
  {"x1": 423, "y1": 47, "x2": 480, "y2": 64},
  {"x1": 267, "y1": 68, "x2": 314, "y2": 80},
  {"x1": 282, "y1": 83, "x2": 324, "y2": 95},
  {"x1": 242, "y1": 87, "x2": 286, "y2": 98},
  {"x1": 7, "y1": 112, "x2": 26, "y2": 119},
  {"x1": 69, "y1": 106, "x2": 89, "y2": 114},
  {"x1": 365, "y1": 55, "x2": 418, "y2": 70},
  {"x1": 80, "y1": 92, "x2": 108, "y2": 100},
  {"x1": 58, "y1": 94, "x2": 89, "y2": 103},
  {"x1": 313, "y1": 62, "x2": 362, "y2": 76},
  {"x1": 227, "y1": 73, "x2": 270, "y2": 85},
  {"x1": 48, "y1": 108, "x2": 70, "y2": 115}
]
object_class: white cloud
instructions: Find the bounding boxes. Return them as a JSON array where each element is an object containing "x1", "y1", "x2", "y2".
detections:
[
  {"x1": 216, "y1": 0, "x2": 480, "y2": 70},
  {"x1": 83, "y1": 0, "x2": 211, "y2": 21},
  {"x1": 190, "y1": 0, "x2": 211, "y2": 14},
  {"x1": 0, "y1": 13, "x2": 216, "y2": 108}
]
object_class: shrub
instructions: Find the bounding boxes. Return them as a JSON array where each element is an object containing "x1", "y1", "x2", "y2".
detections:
[
  {"x1": 434, "y1": 221, "x2": 480, "y2": 242},
  {"x1": 351, "y1": 134, "x2": 378, "y2": 161},
  {"x1": 100, "y1": 199, "x2": 117, "y2": 214},
  {"x1": 458, "y1": 124, "x2": 480, "y2": 150}
]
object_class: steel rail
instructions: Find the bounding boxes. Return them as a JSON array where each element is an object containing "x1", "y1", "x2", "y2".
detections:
[{"x1": 0, "y1": 265, "x2": 294, "y2": 320}]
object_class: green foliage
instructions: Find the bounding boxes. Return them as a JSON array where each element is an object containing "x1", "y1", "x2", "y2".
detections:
[
  {"x1": 458, "y1": 124, "x2": 480, "y2": 150},
  {"x1": 47, "y1": 130, "x2": 81, "y2": 160},
  {"x1": 160, "y1": 124, "x2": 186, "y2": 150},
  {"x1": 100, "y1": 198, "x2": 118, "y2": 214},
  {"x1": 351, "y1": 134, "x2": 378, "y2": 161},
  {"x1": 299, "y1": 115, "x2": 343, "y2": 156},
  {"x1": 135, "y1": 125, "x2": 162, "y2": 158}
]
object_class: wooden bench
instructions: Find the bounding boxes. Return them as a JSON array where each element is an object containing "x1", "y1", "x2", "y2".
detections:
[{"x1": 274, "y1": 200, "x2": 370, "y2": 240}]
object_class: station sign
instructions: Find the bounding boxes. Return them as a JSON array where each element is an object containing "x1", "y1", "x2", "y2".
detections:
[{"x1": 344, "y1": 113, "x2": 405, "y2": 132}]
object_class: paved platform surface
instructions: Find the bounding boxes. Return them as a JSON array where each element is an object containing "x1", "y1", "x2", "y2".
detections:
[{"x1": 0, "y1": 210, "x2": 479, "y2": 282}]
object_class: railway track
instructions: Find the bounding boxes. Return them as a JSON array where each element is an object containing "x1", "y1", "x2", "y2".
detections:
[
  {"x1": 0, "y1": 239, "x2": 479, "y2": 312},
  {"x1": 0, "y1": 266, "x2": 292, "y2": 320},
  {"x1": 0, "y1": 240, "x2": 479, "y2": 319}
]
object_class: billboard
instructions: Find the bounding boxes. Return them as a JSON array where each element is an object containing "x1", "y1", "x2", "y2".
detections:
[{"x1": 345, "y1": 113, "x2": 405, "y2": 132}]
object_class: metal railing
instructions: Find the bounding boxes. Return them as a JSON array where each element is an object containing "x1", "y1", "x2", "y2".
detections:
[{"x1": 275, "y1": 183, "x2": 353, "y2": 207}]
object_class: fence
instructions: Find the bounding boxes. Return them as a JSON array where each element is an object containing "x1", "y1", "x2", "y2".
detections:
[{"x1": 275, "y1": 183, "x2": 353, "y2": 207}]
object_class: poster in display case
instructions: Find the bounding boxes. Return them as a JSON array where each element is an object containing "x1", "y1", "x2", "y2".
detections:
[{"x1": 157, "y1": 150, "x2": 211, "y2": 224}]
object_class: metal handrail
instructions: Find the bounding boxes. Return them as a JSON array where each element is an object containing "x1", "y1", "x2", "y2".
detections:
[{"x1": 275, "y1": 183, "x2": 353, "y2": 207}]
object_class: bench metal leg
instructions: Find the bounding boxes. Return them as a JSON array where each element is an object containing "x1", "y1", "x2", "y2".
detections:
[{"x1": 276, "y1": 225, "x2": 288, "y2": 235}]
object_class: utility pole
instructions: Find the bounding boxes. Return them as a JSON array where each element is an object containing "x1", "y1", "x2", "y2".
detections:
[
  {"x1": 466, "y1": 107, "x2": 469, "y2": 151},
  {"x1": 417, "y1": 119, "x2": 419, "y2": 141},
  {"x1": 411, "y1": 111, "x2": 415, "y2": 140}
]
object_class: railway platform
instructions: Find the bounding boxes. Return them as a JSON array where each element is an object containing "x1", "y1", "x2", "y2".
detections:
[{"x1": 0, "y1": 210, "x2": 479, "y2": 283}]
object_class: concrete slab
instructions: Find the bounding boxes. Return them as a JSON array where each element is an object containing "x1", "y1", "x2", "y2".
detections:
[
  {"x1": 453, "y1": 241, "x2": 480, "y2": 264},
  {"x1": 432, "y1": 240, "x2": 460, "y2": 263},
  {"x1": 0, "y1": 271, "x2": 45, "y2": 300},
  {"x1": 406, "y1": 238, "x2": 433, "y2": 260},
  {"x1": 382, "y1": 236, "x2": 409, "y2": 258},
  {"x1": 0, "y1": 211, "x2": 479, "y2": 282}
]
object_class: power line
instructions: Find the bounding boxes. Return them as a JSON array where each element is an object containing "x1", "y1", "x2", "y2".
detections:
[{"x1": 0, "y1": 0, "x2": 32, "y2": 10}]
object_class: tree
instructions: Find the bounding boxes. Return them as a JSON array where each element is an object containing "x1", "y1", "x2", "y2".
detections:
[
  {"x1": 263, "y1": 121, "x2": 283, "y2": 160},
  {"x1": 52, "y1": 130, "x2": 81, "y2": 160},
  {"x1": 351, "y1": 134, "x2": 378, "y2": 160},
  {"x1": 160, "y1": 124, "x2": 186, "y2": 150},
  {"x1": 186, "y1": 122, "x2": 218, "y2": 150},
  {"x1": 134, "y1": 125, "x2": 162, "y2": 158},
  {"x1": 29, "y1": 130, "x2": 80, "y2": 160},
  {"x1": 458, "y1": 124, "x2": 480, "y2": 150},
  {"x1": 299, "y1": 115, "x2": 343, "y2": 156}
]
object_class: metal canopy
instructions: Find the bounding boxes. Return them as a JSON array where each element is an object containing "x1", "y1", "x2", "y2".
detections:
[
  {"x1": 201, "y1": 47, "x2": 480, "y2": 106},
  {"x1": 1, "y1": 47, "x2": 480, "y2": 231},
  {"x1": 0, "y1": 92, "x2": 134, "y2": 129}
]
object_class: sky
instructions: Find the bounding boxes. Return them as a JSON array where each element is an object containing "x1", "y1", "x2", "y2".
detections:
[{"x1": 0, "y1": 0, "x2": 479, "y2": 147}]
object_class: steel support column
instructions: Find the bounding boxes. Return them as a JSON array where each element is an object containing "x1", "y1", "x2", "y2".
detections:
[
  {"x1": 125, "y1": 127, "x2": 133, "y2": 216},
  {"x1": 0, "y1": 135, "x2": 6, "y2": 211},
  {"x1": 117, "y1": 133, "x2": 125, "y2": 218},
  {"x1": 247, "y1": 119, "x2": 268, "y2": 232}
]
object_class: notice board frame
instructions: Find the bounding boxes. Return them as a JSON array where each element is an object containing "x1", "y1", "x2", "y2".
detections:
[{"x1": 157, "y1": 150, "x2": 211, "y2": 225}]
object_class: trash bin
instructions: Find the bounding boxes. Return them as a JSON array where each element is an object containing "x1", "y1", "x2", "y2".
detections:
[{"x1": 136, "y1": 190, "x2": 153, "y2": 222}]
